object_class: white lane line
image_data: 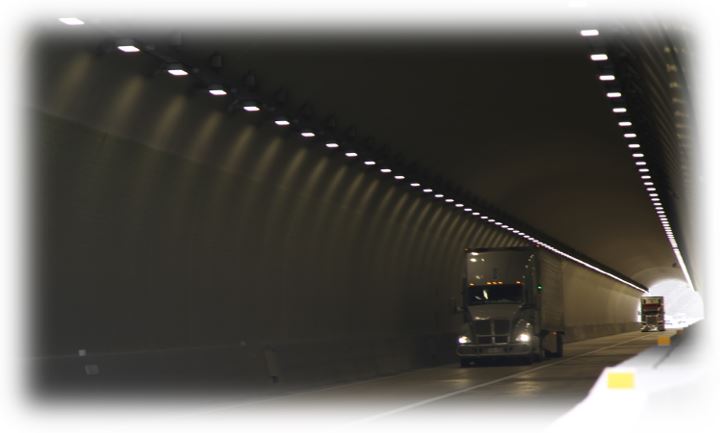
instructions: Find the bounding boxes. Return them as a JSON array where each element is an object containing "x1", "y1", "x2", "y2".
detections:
[{"x1": 333, "y1": 334, "x2": 650, "y2": 431}]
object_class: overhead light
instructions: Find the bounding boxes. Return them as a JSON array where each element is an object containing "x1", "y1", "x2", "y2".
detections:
[
  {"x1": 607, "y1": 92, "x2": 622, "y2": 98},
  {"x1": 274, "y1": 117, "x2": 290, "y2": 126},
  {"x1": 647, "y1": 187, "x2": 656, "y2": 191},
  {"x1": 644, "y1": 182, "x2": 654, "y2": 186},
  {"x1": 434, "y1": 194, "x2": 444, "y2": 198},
  {"x1": 635, "y1": 161, "x2": 647, "y2": 166},
  {"x1": 445, "y1": 198, "x2": 454, "y2": 203},
  {"x1": 613, "y1": 107, "x2": 627, "y2": 113},
  {"x1": 464, "y1": 208, "x2": 472, "y2": 212},
  {"x1": 488, "y1": 219, "x2": 496, "y2": 223},
  {"x1": 380, "y1": 168, "x2": 392, "y2": 173},
  {"x1": 394, "y1": 175, "x2": 405, "y2": 180},
  {"x1": 117, "y1": 43, "x2": 141, "y2": 53},
  {"x1": 208, "y1": 85, "x2": 227, "y2": 96},
  {"x1": 495, "y1": 222, "x2": 503, "y2": 226},
  {"x1": 242, "y1": 102, "x2": 261, "y2": 112},
  {"x1": 364, "y1": 160, "x2": 376, "y2": 166},
  {"x1": 599, "y1": 75, "x2": 615, "y2": 81},
  {"x1": 345, "y1": 152, "x2": 358, "y2": 158},
  {"x1": 501, "y1": 224, "x2": 509, "y2": 228},
  {"x1": 618, "y1": 121, "x2": 632, "y2": 127},
  {"x1": 481, "y1": 216, "x2": 489, "y2": 220},
  {"x1": 641, "y1": 175, "x2": 652, "y2": 179},
  {"x1": 59, "y1": 17, "x2": 85, "y2": 26},
  {"x1": 624, "y1": 133, "x2": 637, "y2": 138},
  {"x1": 639, "y1": 168, "x2": 650, "y2": 173},
  {"x1": 649, "y1": 193, "x2": 658, "y2": 197},
  {"x1": 580, "y1": 29, "x2": 600, "y2": 37},
  {"x1": 472, "y1": 212, "x2": 480, "y2": 216},
  {"x1": 455, "y1": 203, "x2": 464, "y2": 208},
  {"x1": 167, "y1": 64, "x2": 188, "y2": 76},
  {"x1": 410, "y1": 182, "x2": 420, "y2": 187},
  {"x1": 325, "y1": 142, "x2": 339, "y2": 148},
  {"x1": 300, "y1": 130, "x2": 316, "y2": 138},
  {"x1": 632, "y1": 153, "x2": 644, "y2": 158},
  {"x1": 651, "y1": 197, "x2": 660, "y2": 202},
  {"x1": 423, "y1": 188, "x2": 433, "y2": 193},
  {"x1": 628, "y1": 144, "x2": 641, "y2": 148},
  {"x1": 590, "y1": 54, "x2": 608, "y2": 61}
]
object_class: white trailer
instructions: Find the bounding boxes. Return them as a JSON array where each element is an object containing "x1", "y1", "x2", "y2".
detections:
[{"x1": 456, "y1": 247, "x2": 642, "y2": 365}]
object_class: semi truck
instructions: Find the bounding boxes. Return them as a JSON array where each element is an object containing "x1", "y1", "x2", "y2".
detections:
[
  {"x1": 640, "y1": 296, "x2": 665, "y2": 332},
  {"x1": 456, "y1": 247, "x2": 642, "y2": 366}
]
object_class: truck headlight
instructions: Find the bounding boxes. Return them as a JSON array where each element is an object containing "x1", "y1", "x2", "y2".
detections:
[
  {"x1": 515, "y1": 333, "x2": 530, "y2": 343},
  {"x1": 458, "y1": 335, "x2": 471, "y2": 344}
]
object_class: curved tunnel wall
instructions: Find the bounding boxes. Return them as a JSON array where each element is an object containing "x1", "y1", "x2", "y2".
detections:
[{"x1": 32, "y1": 40, "x2": 527, "y2": 388}]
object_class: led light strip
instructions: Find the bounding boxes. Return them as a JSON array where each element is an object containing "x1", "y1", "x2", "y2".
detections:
[
  {"x1": 55, "y1": 17, "x2": 647, "y2": 293},
  {"x1": 580, "y1": 28, "x2": 695, "y2": 292}
]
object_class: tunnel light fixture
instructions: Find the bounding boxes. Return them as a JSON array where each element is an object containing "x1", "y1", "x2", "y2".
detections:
[
  {"x1": 580, "y1": 29, "x2": 600, "y2": 37},
  {"x1": 613, "y1": 107, "x2": 627, "y2": 113},
  {"x1": 649, "y1": 193, "x2": 658, "y2": 197},
  {"x1": 394, "y1": 175, "x2": 405, "y2": 180},
  {"x1": 639, "y1": 168, "x2": 650, "y2": 173},
  {"x1": 59, "y1": 17, "x2": 85, "y2": 26},
  {"x1": 344, "y1": 152, "x2": 358, "y2": 158},
  {"x1": 641, "y1": 175, "x2": 652, "y2": 180},
  {"x1": 644, "y1": 182, "x2": 654, "y2": 186},
  {"x1": 618, "y1": 121, "x2": 632, "y2": 127},
  {"x1": 481, "y1": 216, "x2": 489, "y2": 220},
  {"x1": 495, "y1": 222, "x2": 503, "y2": 226},
  {"x1": 607, "y1": 92, "x2": 622, "y2": 98},
  {"x1": 167, "y1": 65, "x2": 189, "y2": 76},
  {"x1": 624, "y1": 133, "x2": 637, "y2": 138},
  {"x1": 590, "y1": 53, "x2": 609, "y2": 61},
  {"x1": 628, "y1": 144, "x2": 641, "y2": 148},
  {"x1": 117, "y1": 43, "x2": 141, "y2": 53},
  {"x1": 651, "y1": 198, "x2": 660, "y2": 202},
  {"x1": 434, "y1": 194, "x2": 444, "y2": 198},
  {"x1": 274, "y1": 118, "x2": 291, "y2": 126},
  {"x1": 488, "y1": 219, "x2": 496, "y2": 223},
  {"x1": 501, "y1": 224, "x2": 509, "y2": 228},
  {"x1": 380, "y1": 168, "x2": 392, "y2": 173},
  {"x1": 423, "y1": 188, "x2": 433, "y2": 193},
  {"x1": 242, "y1": 102, "x2": 261, "y2": 112},
  {"x1": 464, "y1": 208, "x2": 472, "y2": 212},
  {"x1": 632, "y1": 153, "x2": 644, "y2": 158},
  {"x1": 410, "y1": 182, "x2": 421, "y2": 187},
  {"x1": 364, "y1": 160, "x2": 376, "y2": 166},
  {"x1": 472, "y1": 212, "x2": 480, "y2": 216},
  {"x1": 208, "y1": 85, "x2": 227, "y2": 96},
  {"x1": 445, "y1": 198, "x2": 454, "y2": 203},
  {"x1": 635, "y1": 161, "x2": 647, "y2": 166},
  {"x1": 325, "y1": 142, "x2": 339, "y2": 148},
  {"x1": 646, "y1": 187, "x2": 656, "y2": 191},
  {"x1": 455, "y1": 203, "x2": 464, "y2": 208},
  {"x1": 300, "y1": 130, "x2": 316, "y2": 138},
  {"x1": 599, "y1": 75, "x2": 615, "y2": 81}
]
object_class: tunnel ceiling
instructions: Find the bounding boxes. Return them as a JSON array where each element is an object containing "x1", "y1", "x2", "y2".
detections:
[{"x1": 40, "y1": 22, "x2": 696, "y2": 288}]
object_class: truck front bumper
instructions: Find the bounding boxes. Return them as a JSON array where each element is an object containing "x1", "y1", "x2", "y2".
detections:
[{"x1": 457, "y1": 343, "x2": 531, "y2": 357}]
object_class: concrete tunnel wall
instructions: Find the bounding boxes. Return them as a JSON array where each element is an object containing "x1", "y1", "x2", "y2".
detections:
[
  {"x1": 29, "y1": 37, "x2": 643, "y2": 390},
  {"x1": 31, "y1": 39, "x2": 527, "y2": 389}
]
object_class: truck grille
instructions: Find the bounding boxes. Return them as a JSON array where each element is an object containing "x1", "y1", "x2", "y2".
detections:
[{"x1": 472, "y1": 319, "x2": 511, "y2": 345}]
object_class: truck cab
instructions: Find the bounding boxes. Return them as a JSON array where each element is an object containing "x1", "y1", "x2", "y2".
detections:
[
  {"x1": 456, "y1": 247, "x2": 564, "y2": 366},
  {"x1": 640, "y1": 296, "x2": 665, "y2": 331}
]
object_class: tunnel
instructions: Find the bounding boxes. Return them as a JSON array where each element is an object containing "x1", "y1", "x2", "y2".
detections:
[{"x1": 8, "y1": 5, "x2": 717, "y2": 433}]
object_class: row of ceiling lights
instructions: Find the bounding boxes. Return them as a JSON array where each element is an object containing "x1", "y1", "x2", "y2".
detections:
[
  {"x1": 581, "y1": 28, "x2": 694, "y2": 291},
  {"x1": 56, "y1": 17, "x2": 646, "y2": 292}
]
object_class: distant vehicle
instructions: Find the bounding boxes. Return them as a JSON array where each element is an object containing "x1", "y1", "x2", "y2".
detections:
[
  {"x1": 456, "y1": 248, "x2": 566, "y2": 366},
  {"x1": 640, "y1": 296, "x2": 665, "y2": 331}
]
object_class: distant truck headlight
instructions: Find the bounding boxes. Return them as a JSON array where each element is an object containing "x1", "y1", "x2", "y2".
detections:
[
  {"x1": 515, "y1": 333, "x2": 530, "y2": 343},
  {"x1": 458, "y1": 335, "x2": 471, "y2": 344}
]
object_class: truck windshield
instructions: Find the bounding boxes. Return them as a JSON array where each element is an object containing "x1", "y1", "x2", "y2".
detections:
[{"x1": 467, "y1": 284, "x2": 523, "y2": 305}]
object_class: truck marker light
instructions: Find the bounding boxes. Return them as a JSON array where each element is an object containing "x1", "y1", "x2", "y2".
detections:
[
  {"x1": 607, "y1": 371, "x2": 635, "y2": 389},
  {"x1": 657, "y1": 336, "x2": 671, "y2": 346}
]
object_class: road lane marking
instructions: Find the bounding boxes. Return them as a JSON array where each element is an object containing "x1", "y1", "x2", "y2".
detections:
[{"x1": 334, "y1": 333, "x2": 650, "y2": 430}]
